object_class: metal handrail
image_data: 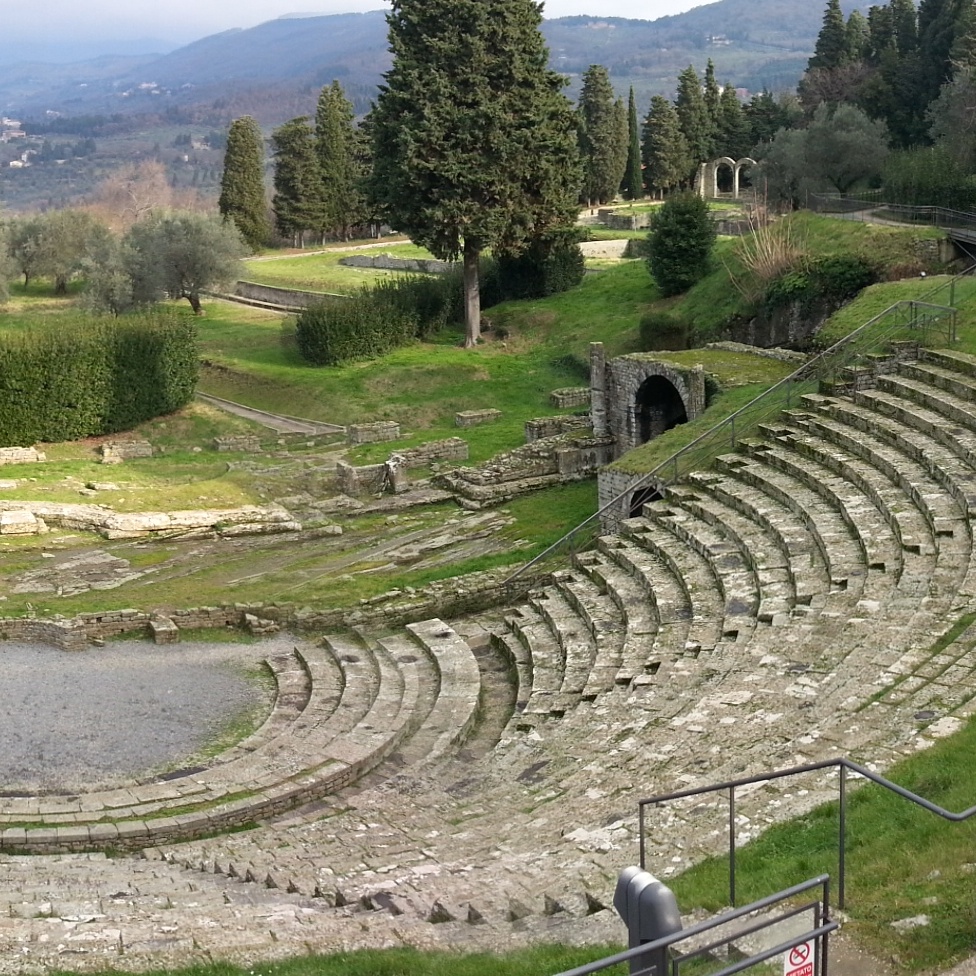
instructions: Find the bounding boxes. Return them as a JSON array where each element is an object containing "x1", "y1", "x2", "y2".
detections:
[
  {"x1": 637, "y1": 756, "x2": 976, "y2": 913},
  {"x1": 504, "y1": 265, "x2": 971, "y2": 585},
  {"x1": 553, "y1": 875, "x2": 836, "y2": 976}
]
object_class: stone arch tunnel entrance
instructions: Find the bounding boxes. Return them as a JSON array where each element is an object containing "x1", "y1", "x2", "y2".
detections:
[{"x1": 635, "y1": 374, "x2": 689, "y2": 444}]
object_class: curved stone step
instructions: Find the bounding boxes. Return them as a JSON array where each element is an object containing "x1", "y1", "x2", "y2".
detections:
[
  {"x1": 743, "y1": 436, "x2": 901, "y2": 580},
  {"x1": 575, "y1": 548, "x2": 660, "y2": 689},
  {"x1": 684, "y1": 469, "x2": 831, "y2": 610},
  {"x1": 667, "y1": 483, "x2": 795, "y2": 623},
  {"x1": 775, "y1": 414, "x2": 942, "y2": 558}
]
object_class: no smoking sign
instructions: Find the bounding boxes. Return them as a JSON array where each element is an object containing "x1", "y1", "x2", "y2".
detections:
[{"x1": 784, "y1": 940, "x2": 814, "y2": 976}]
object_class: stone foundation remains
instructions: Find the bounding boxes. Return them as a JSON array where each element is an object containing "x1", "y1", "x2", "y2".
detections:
[
  {"x1": 100, "y1": 440, "x2": 153, "y2": 464},
  {"x1": 549, "y1": 387, "x2": 591, "y2": 409},
  {"x1": 525, "y1": 415, "x2": 591, "y2": 443},
  {"x1": 456, "y1": 409, "x2": 501, "y2": 428},
  {"x1": 214, "y1": 435, "x2": 262, "y2": 452},
  {"x1": 347, "y1": 421, "x2": 400, "y2": 445},
  {"x1": 0, "y1": 446, "x2": 45, "y2": 464}
]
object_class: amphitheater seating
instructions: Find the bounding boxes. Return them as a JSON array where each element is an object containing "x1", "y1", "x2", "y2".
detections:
[{"x1": 8, "y1": 345, "x2": 976, "y2": 967}]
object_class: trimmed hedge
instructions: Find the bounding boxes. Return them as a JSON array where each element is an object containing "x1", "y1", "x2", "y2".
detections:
[{"x1": 0, "y1": 311, "x2": 198, "y2": 446}]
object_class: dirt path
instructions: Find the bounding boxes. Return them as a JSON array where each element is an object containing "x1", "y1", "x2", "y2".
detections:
[{"x1": 195, "y1": 392, "x2": 345, "y2": 435}]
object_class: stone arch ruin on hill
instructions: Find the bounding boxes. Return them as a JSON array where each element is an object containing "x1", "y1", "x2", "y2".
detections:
[{"x1": 697, "y1": 155, "x2": 756, "y2": 199}]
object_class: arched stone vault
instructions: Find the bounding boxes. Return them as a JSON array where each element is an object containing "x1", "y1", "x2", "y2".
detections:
[
  {"x1": 697, "y1": 156, "x2": 756, "y2": 199},
  {"x1": 590, "y1": 347, "x2": 706, "y2": 458}
]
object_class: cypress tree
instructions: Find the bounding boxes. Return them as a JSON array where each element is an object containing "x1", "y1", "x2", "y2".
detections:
[
  {"x1": 675, "y1": 65, "x2": 713, "y2": 172},
  {"x1": 703, "y1": 59, "x2": 722, "y2": 156},
  {"x1": 810, "y1": 0, "x2": 851, "y2": 70},
  {"x1": 369, "y1": 0, "x2": 581, "y2": 347},
  {"x1": 578, "y1": 64, "x2": 623, "y2": 205},
  {"x1": 218, "y1": 116, "x2": 270, "y2": 252},
  {"x1": 622, "y1": 87, "x2": 643, "y2": 200},
  {"x1": 613, "y1": 96, "x2": 629, "y2": 195},
  {"x1": 716, "y1": 85, "x2": 750, "y2": 160},
  {"x1": 315, "y1": 80, "x2": 361, "y2": 242},
  {"x1": 642, "y1": 95, "x2": 692, "y2": 197},
  {"x1": 271, "y1": 118, "x2": 321, "y2": 248}
]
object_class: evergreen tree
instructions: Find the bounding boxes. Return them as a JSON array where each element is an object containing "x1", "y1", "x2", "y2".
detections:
[
  {"x1": 675, "y1": 65, "x2": 713, "y2": 172},
  {"x1": 622, "y1": 87, "x2": 643, "y2": 200},
  {"x1": 846, "y1": 10, "x2": 871, "y2": 61},
  {"x1": 646, "y1": 193, "x2": 715, "y2": 296},
  {"x1": 703, "y1": 59, "x2": 722, "y2": 156},
  {"x1": 578, "y1": 64, "x2": 623, "y2": 205},
  {"x1": 716, "y1": 85, "x2": 750, "y2": 159},
  {"x1": 369, "y1": 0, "x2": 581, "y2": 347},
  {"x1": 271, "y1": 118, "x2": 321, "y2": 248},
  {"x1": 810, "y1": 0, "x2": 852, "y2": 70},
  {"x1": 892, "y1": 0, "x2": 919, "y2": 54},
  {"x1": 744, "y1": 90, "x2": 795, "y2": 146},
  {"x1": 315, "y1": 80, "x2": 361, "y2": 242},
  {"x1": 918, "y1": 0, "x2": 967, "y2": 111},
  {"x1": 613, "y1": 96, "x2": 629, "y2": 195},
  {"x1": 218, "y1": 116, "x2": 270, "y2": 252},
  {"x1": 642, "y1": 95, "x2": 691, "y2": 196}
]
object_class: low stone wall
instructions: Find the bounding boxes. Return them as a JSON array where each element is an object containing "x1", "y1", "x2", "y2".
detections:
[
  {"x1": 396, "y1": 437, "x2": 468, "y2": 468},
  {"x1": 338, "y1": 254, "x2": 455, "y2": 273},
  {"x1": 347, "y1": 421, "x2": 400, "y2": 445},
  {"x1": 0, "y1": 446, "x2": 45, "y2": 464},
  {"x1": 704, "y1": 341, "x2": 809, "y2": 364},
  {"x1": 597, "y1": 209, "x2": 654, "y2": 230},
  {"x1": 214, "y1": 435, "x2": 263, "y2": 452},
  {"x1": 456, "y1": 409, "x2": 501, "y2": 428},
  {"x1": 549, "y1": 387, "x2": 591, "y2": 409},
  {"x1": 525, "y1": 415, "x2": 591, "y2": 443},
  {"x1": 578, "y1": 240, "x2": 629, "y2": 259},
  {"x1": 0, "y1": 501, "x2": 300, "y2": 540},
  {"x1": 0, "y1": 568, "x2": 544, "y2": 652},
  {"x1": 235, "y1": 281, "x2": 347, "y2": 309},
  {"x1": 100, "y1": 440, "x2": 153, "y2": 464},
  {"x1": 336, "y1": 459, "x2": 388, "y2": 496}
]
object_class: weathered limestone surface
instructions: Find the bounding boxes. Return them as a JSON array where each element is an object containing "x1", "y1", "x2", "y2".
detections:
[
  {"x1": 0, "y1": 446, "x2": 45, "y2": 464},
  {"x1": 100, "y1": 440, "x2": 153, "y2": 464},
  {"x1": 455, "y1": 408, "x2": 501, "y2": 428},
  {"x1": 0, "y1": 502, "x2": 300, "y2": 539},
  {"x1": 4, "y1": 348, "x2": 976, "y2": 971},
  {"x1": 347, "y1": 421, "x2": 400, "y2": 445}
]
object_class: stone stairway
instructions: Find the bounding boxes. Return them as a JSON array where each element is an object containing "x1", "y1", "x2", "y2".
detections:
[{"x1": 7, "y1": 348, "x2": 976, "y2": 971}]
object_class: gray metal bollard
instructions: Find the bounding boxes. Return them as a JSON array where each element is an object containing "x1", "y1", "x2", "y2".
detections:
[{"x1": 613, "y1": 867, "x2": 683, "y2": 976}]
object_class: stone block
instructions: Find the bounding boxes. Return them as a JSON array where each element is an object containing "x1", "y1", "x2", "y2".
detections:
[
  {"x1": 150, "y1": 616, "x2": 180, "y2": 644},
  {"x1": 455, "y1": 409, "x2": 501, "y2": 428},
  {"x1": 0, "y1": 446, "x2": 45, "y2": 464},
  {"x1": 549, "y1": 387, "x2": 591, "y2": 409},
  {"x1": 214, "y1": 435, "x2": 262, "y2": 453},
  {"x1": 347, "y1": 421, "x2": 400, "y2": 445},
  {"x1": 100, "y1": 440, "x2": 153, "y2": 464}
]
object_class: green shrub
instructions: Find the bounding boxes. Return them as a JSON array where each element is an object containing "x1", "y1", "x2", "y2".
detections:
[
  {"x1": 295, "y1": 293, "x2": 417, "y2": 365},
  {"x1": 495, "y1": 234, "x2": 586, "y2": 300},
  {"x1": 883, "y1": 146, "x2": 976, "y2": 210},
  {"x1": 639, "y1": 311, "x2": 691, "y2": 350},
  {"x1": 762, "y1": 254, "x2": 877, "y2": 316},
  {"x1": 646, "y1": 193, "x2": 716, "y2": 297},
  {"x1": 0, "y1": 311, "x2": 197, "y2": 446}
]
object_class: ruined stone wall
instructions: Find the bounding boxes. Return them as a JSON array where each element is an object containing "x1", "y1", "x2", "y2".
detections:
[
  {"x1": 234, "y1": 282, "x2": 347, "y2": 309},
  {"x1": 606, "y1": 356, "x2": 707, "y2": 456},
  {"x1": 396, "y1": 438, "x2": 468, "y2": 467},
  {"x1": 525, "y1": 416, "x2": 591, "y2": 443},
  {"x1": 339, "y1": 255, "x2": 455, "y2": 273},
  {"x1": 0, "y1": 447, "x2": 45, "y2": 464},
  {"x1": 100, "y1": 440, "x2": 153, "y2": 464},
  {"x1": 347, "y1": 422, "x2": 400, "y2": 445},
  {"x1": 336, "y1": 459, "x2": 388, "y2": 496}
]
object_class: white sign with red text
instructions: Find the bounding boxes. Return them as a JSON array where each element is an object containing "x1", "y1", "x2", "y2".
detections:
[{"x1": 784, "y1": 940, "x2": 815, "y2": 976}]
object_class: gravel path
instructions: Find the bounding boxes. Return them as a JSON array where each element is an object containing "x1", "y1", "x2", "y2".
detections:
[{"x1": 0, "y1": 637, "x2": 284, "y2": 794}]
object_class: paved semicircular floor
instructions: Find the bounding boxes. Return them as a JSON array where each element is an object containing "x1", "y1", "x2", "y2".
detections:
[{"x1": 0, "y1": 638, "x2": 276, "y2": 794}]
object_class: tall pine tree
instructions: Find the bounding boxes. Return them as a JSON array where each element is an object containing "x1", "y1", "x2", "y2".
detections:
[
  {"x1": 675, "y1": 65, "x2": 713, "y2": 174},
  {"x1": 577, "y1": 64, "x2": 623, "y2": 205},
  {"x1": 218, "y1": 116, "x2": 270, "y2": 251},
  {"x1": 810, "y1": 0, "x2": 851, "y2": 70},
  {"x1": 622, "y1": 87, "x2": 643, "y2": 200},
  {"x1": 271, "y1": 118, "x2": 321, "y2": 248},
  {"x1": 370, "y1": 0, "x2": 580, "y2": 347},
  {"x1": 315, "y1": 80, "x2": 361, "y2": 242},
  {"x1": 642, "y1": 95, "x2": 691, "y2": 197}
]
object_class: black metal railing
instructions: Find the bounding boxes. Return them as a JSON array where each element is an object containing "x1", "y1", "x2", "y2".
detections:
[
  {"x1": 552, "y1": 875, "x2": 837, "y2": 976},
  {"x1": 504, "y1": 266, "x2": 969, "y2": 585},
  {"x1": 807, "y1": 194, "x2": 976, "y2": 240},
  {"x1": 637, "y1": 756, "x2": 976, "y2": 914}
]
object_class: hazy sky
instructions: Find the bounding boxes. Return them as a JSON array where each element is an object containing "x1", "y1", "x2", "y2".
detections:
[{"x1": 12, "y1": 0, "x2": 708, "y2": 47}]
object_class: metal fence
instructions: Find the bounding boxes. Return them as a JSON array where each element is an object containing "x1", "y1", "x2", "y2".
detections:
[
  {"x1": 552, "y1": 876, "x2": 836, "y2": 976},
  {"x1": 504, "y1": 267, "x2": 967, "y2": 585},
  {"x1": 637, "y1": 757, "x2": 976, "y2": 913}
]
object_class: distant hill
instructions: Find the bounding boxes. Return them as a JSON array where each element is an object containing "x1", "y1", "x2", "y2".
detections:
[{"x1": 0, "y1": 0, "x2": 832, "y2": 124}]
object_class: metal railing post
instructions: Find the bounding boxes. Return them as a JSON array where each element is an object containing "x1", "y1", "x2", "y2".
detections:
[
  {"x1": 639, "y1": 802, "x2": 646, "y2": 870},
  {"x1": 729, "y1": 786, "x2": 736, "y2": 907},
  {"x1": 838, "y1": 765, "x2": 847, "y2": 910},
  {"x1": 821, "y1": 876, "x2": 831, "y2": 976}
]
